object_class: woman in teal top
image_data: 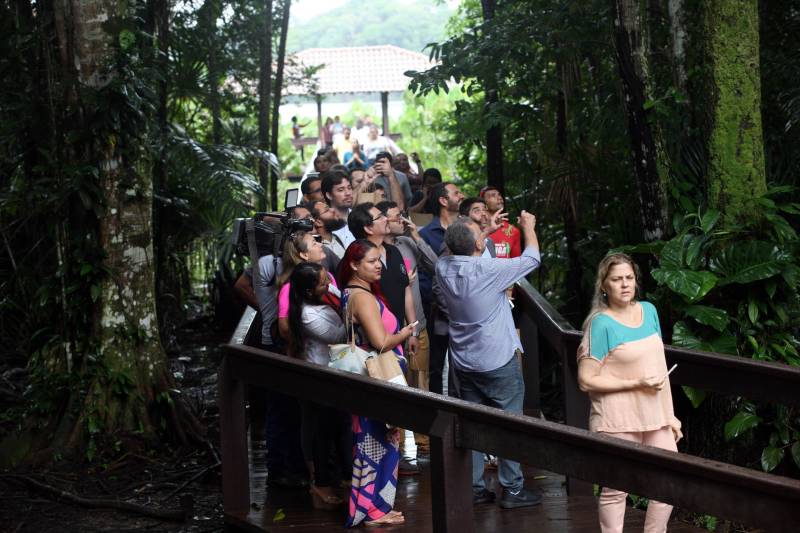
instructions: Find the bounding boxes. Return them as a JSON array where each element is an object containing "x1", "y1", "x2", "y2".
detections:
[{"x1": 577, "y1": 253, "x2": 681, "y2": 533}]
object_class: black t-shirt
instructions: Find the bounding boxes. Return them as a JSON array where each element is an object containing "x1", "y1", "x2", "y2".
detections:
[{"x1": 379, "y1": 244, "x2": 410, "y2": 327}]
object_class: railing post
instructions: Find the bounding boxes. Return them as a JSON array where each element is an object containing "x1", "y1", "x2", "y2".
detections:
[
  {"x1": 429, "y1": 412, "x2": 474, "y2": 533},
  {"x1": 219, "y1": 355, "x2": 250, "y2": 516},
  {"x1": 518, "y1": 310, "x2": 540, "y2": 414},
  {"x1": 560, "y1": 339, "x2": 592, "y2": 496}
]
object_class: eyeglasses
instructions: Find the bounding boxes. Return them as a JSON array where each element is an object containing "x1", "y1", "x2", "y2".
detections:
[
  {"x1": 308, "y1": 187, "x2": 321, "y2": 194},
  {"x1": 371, "y1": 213, "x2": 387, "y2": 222}
]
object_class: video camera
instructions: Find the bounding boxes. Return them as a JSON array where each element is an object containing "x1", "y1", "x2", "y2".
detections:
[{"x1": 231, "y1": 212, "x2": 314, "y2": 259}]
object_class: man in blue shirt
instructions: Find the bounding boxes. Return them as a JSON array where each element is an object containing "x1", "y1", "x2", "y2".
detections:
[
  {"x1": 435, "y1": 212, "x2": 542, "y2": 509},
  {"x1": 419, "y1": 182, "x2": 464, "y2": 395}
]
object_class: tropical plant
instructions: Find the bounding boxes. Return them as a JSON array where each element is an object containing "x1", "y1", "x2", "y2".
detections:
[{"x1": 620, "y1": 187, "x2": 800, "y2": 473}]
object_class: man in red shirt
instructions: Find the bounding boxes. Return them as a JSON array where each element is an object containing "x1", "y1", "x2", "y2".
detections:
[{"x1": 480, "y1": 186, "x2": 521, "y2": 258}]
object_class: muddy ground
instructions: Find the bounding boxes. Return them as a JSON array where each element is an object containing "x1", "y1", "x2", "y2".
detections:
[{"x1": 0, "y1": 312, "x2": 229, "y2": 533}]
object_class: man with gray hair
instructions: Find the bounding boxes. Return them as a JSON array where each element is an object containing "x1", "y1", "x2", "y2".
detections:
[{"x1": 435, "y1": 211, "x2": 541, "y2": 509}]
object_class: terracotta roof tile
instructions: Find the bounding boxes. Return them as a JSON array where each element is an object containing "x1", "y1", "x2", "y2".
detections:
[{"x1": 286, "y1": 45, "x2": 435, "y2": 95}]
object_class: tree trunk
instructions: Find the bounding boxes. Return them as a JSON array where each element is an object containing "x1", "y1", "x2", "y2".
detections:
[
  {"x1": 199, "y1": 0, "x2": 223, "y2": 145},
  {"x1": 50, "y1": 0, "x2": 183, "y2": 450},
  {"x1": 258, "y1": 0, "x2": 274, "y2": 211},
  {"x1": 703, "y1": 0, "x2": 767, "y2": 223},
  {"x1": 667, "y1": 0, "x2": 688, "y2": 91},
  {"x1": 480, "y1": 0, "x2": 504, "y2": 193},
  {"x1": 270, "y1": 0, "x2": 291, "y2": 210},
  {"x1": 556, "y1": 57, "x2": 583, "y2": 324},
  {"x1": 612, "y1": 0, "x2": 670, "y2": 241}
]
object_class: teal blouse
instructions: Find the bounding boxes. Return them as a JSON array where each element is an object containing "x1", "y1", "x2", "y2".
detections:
[{"x1": 589, "y1": 301, "x2": 662, "y2": 361}]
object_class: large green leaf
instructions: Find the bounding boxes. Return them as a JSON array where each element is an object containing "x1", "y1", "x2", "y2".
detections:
[
  {"x1": 672, "y1": 321, "x2": 737, "y2": 354},
  {"x1": 709, "y1": 241, "x2": 787, "y2": 285},
  {"x1": 700, "y1": 209, "x2": 721, "y2": 234},
  {"x1": 682, "y1": 386, "x2": 707, "y2": 408},
  {"x1": 659, "y1": 234, "x2": 690, "y2": 269},
  {"x1": 652, "y1": 268, "x2": 718, "y2": 302},
  {"x1": 792, "y1": 442, "x2": 800, "y2": 469},
  {"x1": 760, "y1": 446, "x2": 784, "y2": 472},
  {"x1": 685, "y1": 235, "x2": 708, "y2": 270},
  {"x1": 724, "y1": 411, "x2": 761, "y2": 441},
  {"x1": 684, "y1": 305, "x2": 729, "y2": 332}
]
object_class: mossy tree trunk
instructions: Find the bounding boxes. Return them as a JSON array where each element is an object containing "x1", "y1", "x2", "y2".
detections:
[
  {"x1": 704, "y1": 0, "x2": 767, "y2": 224},
  {"x1": 43, "y1": 0, "x2": 195, "y2": 457}
]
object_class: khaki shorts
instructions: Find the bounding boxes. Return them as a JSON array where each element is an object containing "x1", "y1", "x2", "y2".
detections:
[{"x1": 409, "y1": 329, "x2": 430, "y2": 372}]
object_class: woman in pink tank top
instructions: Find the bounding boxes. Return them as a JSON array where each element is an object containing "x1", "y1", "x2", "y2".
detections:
[{"x1": 338, "y1": 239, "x2": 415, "y2": 528}]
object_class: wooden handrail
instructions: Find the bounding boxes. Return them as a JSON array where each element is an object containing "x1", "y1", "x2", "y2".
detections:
[
  {"x1": 221, "y1": 281, "x2": 800, "y2": 532},
  {"x1": 220, "y1": 343, "x2": 800, "y2": 532},
  {"x1": 514, "y1": 279, "x2": 800, "y2": 407}
]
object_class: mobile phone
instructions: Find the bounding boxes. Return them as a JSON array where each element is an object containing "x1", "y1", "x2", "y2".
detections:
[
  {"x1": 666, "y1": 363, "x2": 678, "y2": 376},
  {"x1": 285, "y1": 188, "x2": 299, "y2": 209}
]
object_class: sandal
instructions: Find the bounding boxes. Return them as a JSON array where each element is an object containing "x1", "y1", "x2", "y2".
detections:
[
  {"x1": 364, "y1": 510, "x2": 405, "y2": 527},
  {"x1": 309, "y1": 484, "x2": 344, "y2": 510}
]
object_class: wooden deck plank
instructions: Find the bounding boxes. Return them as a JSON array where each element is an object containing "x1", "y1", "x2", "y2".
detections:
[{"x1": 233, "y1": 432, "x2": 706, "y2": 532}]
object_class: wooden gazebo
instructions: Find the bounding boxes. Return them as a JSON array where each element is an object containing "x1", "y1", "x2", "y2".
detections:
[{"x1": 286, "y1": 45, "x2": 435, "y2": 141}]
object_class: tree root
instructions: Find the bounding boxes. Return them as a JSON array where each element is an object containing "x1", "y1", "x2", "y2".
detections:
[{"x1": 2, "y1": 474, "x2": 192, "y2": 522}]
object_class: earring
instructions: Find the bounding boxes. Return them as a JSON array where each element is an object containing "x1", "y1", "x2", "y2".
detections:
[{"x1": 602, "y1": 291, "x2": 607, "y2": 298}]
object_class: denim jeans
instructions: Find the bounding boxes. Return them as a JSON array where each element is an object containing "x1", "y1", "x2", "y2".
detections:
[{"x1": 455, "y1": 356, "x2": 525, "y2": 493}]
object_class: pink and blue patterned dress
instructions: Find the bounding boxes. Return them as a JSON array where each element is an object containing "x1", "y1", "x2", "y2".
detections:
[{"x1": 342, "y1": 288, "x2": 406, "y2": 527}]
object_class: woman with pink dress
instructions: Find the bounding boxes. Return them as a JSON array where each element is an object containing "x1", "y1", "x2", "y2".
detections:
[{"x1": 338, "y1": 239, "x2": 415, "y2": 527}]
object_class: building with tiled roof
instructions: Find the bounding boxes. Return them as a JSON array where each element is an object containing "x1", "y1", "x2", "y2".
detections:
[{"x1": 286, "y1": 45, "x2": 435, "y2": 96}]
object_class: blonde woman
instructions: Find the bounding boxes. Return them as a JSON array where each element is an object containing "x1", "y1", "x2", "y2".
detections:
[{"x1": 577, "y1": 253, "x2": 682, "y2": 533}]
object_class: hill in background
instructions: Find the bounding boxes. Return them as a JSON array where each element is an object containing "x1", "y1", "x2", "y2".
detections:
[{"x1": 287, "y1": 0, "x2": 452, "y2": 53}]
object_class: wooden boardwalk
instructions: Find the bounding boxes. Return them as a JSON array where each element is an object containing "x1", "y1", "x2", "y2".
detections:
[{"x1": 230, "y1": 432, "x2": 706, "y2": 532}]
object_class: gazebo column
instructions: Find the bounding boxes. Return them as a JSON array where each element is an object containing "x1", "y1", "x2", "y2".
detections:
[{"x1": 381, "y1": 91, "x2": 390, "y2": 135}]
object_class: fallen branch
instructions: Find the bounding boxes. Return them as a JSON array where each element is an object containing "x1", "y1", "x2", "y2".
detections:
[
  {"x1": 2, "y1": 474, "x2": 189, "y2": 522},
  {"x1": 161, "y1": 461, "x2": 220, "y2": 502}
]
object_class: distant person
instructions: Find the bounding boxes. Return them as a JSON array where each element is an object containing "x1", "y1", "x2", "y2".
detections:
[
  {"x1": 371, "y1": 151, "x2": 412, "y2": 210},
  {"x1": 310, "y1": 200, "x2": 348, "y2": 262},
  {"x1": 409, "y1": 168, "x2": 442, "y2": 213},
  {"x1": 314, "y1": 154, "x2": 331, "y2": 173},
  {"x1": 459, "y1": 197, "x2": 502, "y2": 258},
  {"x1": 577, "y1": 253, "x2": 682, "y2": 533},
  {"x1": 301, "y1": 175, "x2": 323, "y2": 204},
  {"x1": 334, "y1": 127, "x2": 353, "y2": 161},
  {"x1": 363, "y1": 124, "x2": 397, "y2": 166},
  {"x1": 343, "y1": 139, "x2": 368, "y2": 171},
  {"x1": 331, "y1": 115, "x2": 345, "y2": 136},
  {"x1": 291, "y1": 116, "x2": 310, "y2": 139},
  {"x1": 321, "y1": 117, "x2": 334, "y2": 148},
  {"x1": 480, "y1": 186, "x2": 521, "y2": 259}
]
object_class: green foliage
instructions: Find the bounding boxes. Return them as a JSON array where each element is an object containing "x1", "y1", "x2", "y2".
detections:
[
  {"x1": 286, "y1": 0, "x2": 452, "y2": 53},
  {"x1": 641, "y1": 190, "x2": 800, "y2": 473}
]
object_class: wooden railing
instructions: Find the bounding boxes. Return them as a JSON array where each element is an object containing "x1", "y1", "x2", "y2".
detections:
[{"x1": 220, "y1": 281, "x2": 800, "y2": 532}]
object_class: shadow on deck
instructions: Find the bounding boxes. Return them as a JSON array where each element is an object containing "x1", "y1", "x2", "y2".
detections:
[{"x1": 234, "y1": 432, "x2": 704, "y2": 532}]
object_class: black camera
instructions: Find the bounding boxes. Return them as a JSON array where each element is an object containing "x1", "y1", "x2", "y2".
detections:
[{"x1": 231, "y1": 212, "x2": 314, "y2": 259}]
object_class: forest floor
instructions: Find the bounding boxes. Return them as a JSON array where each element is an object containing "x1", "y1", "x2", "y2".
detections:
[{"x1": 0, "y1": 308, "x2": 229, "y2": 533}]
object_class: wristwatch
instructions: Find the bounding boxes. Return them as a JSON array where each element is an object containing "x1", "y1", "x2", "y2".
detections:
[{"x1": 411, "y1": 330, "x2": 419, "y2": 338}]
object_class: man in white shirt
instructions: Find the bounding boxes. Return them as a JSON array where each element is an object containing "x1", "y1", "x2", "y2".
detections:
[{"x1": 321, "y1": 170, "x2": 356, "y2": 253}]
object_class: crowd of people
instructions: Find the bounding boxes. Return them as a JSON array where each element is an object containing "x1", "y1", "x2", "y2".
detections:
[{"x1": 234, "y1": 151, "x2": 682, "y2": 531}]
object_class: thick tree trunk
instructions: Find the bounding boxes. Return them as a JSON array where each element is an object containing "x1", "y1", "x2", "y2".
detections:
[
  {"x1": 704, "y1": 0, "x2": 767, "y2": 223},
  {"x1": 612, "y1": 0, "x2": 670, "y2": 241},
  {"x1": 269, "y1": 0, "x2": 291, "y2": 210},
  {"x1": 667, "y1": 0, "x2": 688, "y2": 91},
  {"x1": 48, "y1": 0, "x2": 181, "y2": 450},
  {"x1": 258, "y1": 0, "x2": 274, "y2": 211},
  {"x1": 480, "y1": 0, "x2": 504, "y2": 193},
  {"x1": 199, "y1": 0, "x2": 223, "y2": 145}
]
